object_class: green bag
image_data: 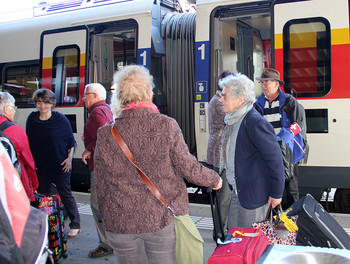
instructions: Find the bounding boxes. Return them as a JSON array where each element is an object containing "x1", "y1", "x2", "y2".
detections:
[{"x1": 175, "y1": 214, "x2": 204, "y2": 264}]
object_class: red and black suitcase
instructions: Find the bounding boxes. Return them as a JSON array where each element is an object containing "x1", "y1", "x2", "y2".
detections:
[
  {"x1": 33, "y1": 193, "x2": 68, "y2": 262},
  {"x1": 287, "y1": 193, "x2": 350, "y2": 249},
  {"x1": 208, "y1": 226, "x2": 269, "y2": 264}
]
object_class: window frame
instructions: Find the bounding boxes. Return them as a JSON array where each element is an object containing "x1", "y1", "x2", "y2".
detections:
[
  {"x1": 283, "y1": 17, "x2": 331, "y2": 98},
  {"x1": 2, "y1": 60, "x2": 40, "y2": 107},
  {"x1": 52, "y1": 44, "x2": 80, "y2": 106}
]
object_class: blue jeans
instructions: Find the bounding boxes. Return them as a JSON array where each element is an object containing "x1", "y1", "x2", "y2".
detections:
[
  {"x1": 106, "y1": 221, "x2": 176, "y2": 264},
  {"x1": 37, "y1": 169, "x2": 80, "y2": 229}
]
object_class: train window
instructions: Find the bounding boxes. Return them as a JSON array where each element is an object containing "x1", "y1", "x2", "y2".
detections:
[
  {"x1": 52, "y1": 45, "x2": 80, "y2": 106},
  {"x1": 65, "y1": 114, "x2": 77, "y2": 133},
  {"x1": 305, "y1": 108, "x2": 328, "y2": 133},
  {"x1": 3, "y1": 62, "x2": 40, "y2": 106},
  {"x1": 283, "y1": 18, "x2": 331, "y2": 98}
]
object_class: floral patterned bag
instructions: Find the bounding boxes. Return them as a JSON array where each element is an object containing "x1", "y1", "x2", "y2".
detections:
[{"x1": 252, "y1": 205, "x2": 298, "y2": 245}]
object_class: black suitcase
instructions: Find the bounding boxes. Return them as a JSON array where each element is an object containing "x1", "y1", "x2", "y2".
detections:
[{"x1": 287, "y1": 193, "x2": 350, "y2": 249}]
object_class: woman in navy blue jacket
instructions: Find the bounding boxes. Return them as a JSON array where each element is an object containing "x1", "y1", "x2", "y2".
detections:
[
  {"x1": 218, "y1": 73, "x2": 285, "y2": 228},
  {"x1": 26, "y1": 88, "x2": 80, "y2": 238}
]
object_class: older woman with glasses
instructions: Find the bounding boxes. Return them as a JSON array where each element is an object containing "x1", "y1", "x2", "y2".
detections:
[
  {"x1": 218, "y1": 73, "x2": 285, "y2": 228},
  {"x1": 0, "y1": 92, "x2": 38, "y2": 202},
  {"x1": 26, "y1": 88, "x2": 80, "y2": 238},
  {"x1": 207, "y1": 70, "x2": 234, "y2": 240}
]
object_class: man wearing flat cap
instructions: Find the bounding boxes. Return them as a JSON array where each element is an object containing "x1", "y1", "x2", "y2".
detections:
[{"x1": 254, "y1": 68, "x2": 308, "y2": 209}]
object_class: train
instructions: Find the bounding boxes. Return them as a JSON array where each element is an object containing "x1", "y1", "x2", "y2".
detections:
[{"x1": 0, "y1": 0, "x2": 349, "y2": 210}]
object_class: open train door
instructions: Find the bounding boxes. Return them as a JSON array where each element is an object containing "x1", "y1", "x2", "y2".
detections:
[
  {"x1": 40, "y1": 25, "x2": 89, "y2": 188},
  {"x1": 194, "y1": 0, "x2": 271, "y2": 161},
  {"x1": 273, "y1": 0, "x2": 350, "y2": 201}
]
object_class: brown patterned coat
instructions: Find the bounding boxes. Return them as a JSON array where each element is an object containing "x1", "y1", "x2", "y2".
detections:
[
  {"x1": 94, "y1": 108, "x2": 220, "y2": 234},
  {"x1": 207, "y1": 93, "x2": 226, "y2": 168}
]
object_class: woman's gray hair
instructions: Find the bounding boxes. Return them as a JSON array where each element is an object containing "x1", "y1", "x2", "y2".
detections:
[
  {"x1": 84, "y1": 83, "x2": 106, "y2": 100},
  {"x1": 0, "y1": 92, "x2": 15, "y2": 115},
  {"x1": 111, "y1": 65, "x2": 154, "y2": 115},
  {"x1": 218, "y1": 73, "x2": 256, "y2": 104}
]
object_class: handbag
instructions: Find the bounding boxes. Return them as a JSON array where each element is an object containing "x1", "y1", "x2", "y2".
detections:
[
  {"x1": 111, "y1": 126, "x2": 204, "y2": 264},
  {"x1": 252, "y1": 204, "x2": 298, "y2": 245}
]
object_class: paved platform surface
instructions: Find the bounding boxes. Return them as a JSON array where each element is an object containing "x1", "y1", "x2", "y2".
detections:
[
  {"x1": 59, "y1": 191, "x2": 217, "y2": 263},
  {"x1": 58, "y1": 191, "x2": 350, "y2": 264}
]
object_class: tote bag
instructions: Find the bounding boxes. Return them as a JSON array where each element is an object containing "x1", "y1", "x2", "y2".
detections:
[{"x1": 175, "y1": 214, "x2": 204, "y2": 264}]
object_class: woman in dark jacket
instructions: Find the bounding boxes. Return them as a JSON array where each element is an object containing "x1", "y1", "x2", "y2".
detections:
[
  {"x1": 218, "y1": 73, "x2": 284, "y2": 228},
  {"x1": 94, "y1": 65, "x2": 222, "y2": 264},
  {"x1": 26, "y1": 88, "x2": 80, "y2": 238}
]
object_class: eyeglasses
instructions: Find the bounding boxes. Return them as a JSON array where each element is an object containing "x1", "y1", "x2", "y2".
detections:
[
  {"x1": 83, "y1": 92, "x2": 95, "y2": 98},
  {"x1": 258, "y1": 80, "x2": 276, "y2": 85},
  {"x1": 7, "y1": 105, "x2": 17, "y2": 110}
]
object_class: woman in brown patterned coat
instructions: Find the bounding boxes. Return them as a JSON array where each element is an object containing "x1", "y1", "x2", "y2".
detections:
[{"x1": 94, "y1": 65, "x2": 222, "y2": 264}]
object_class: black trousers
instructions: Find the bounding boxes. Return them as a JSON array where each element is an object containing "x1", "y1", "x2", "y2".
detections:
[
  {"x1": 282, "y1": 164, "x2": 299, "y2": 209},
  {"x1": 36, "y1": 169, "x2": 81, "y2": 229}
]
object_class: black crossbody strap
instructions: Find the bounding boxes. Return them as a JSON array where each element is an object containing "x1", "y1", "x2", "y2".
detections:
[{"x1": 0, "y1": 120, "x2": 14, "y2": 132}]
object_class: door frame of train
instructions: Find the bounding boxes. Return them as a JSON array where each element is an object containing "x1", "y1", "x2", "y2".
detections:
[{"x1": 40, "y1": 25, "x2": 89, "y2": 107}]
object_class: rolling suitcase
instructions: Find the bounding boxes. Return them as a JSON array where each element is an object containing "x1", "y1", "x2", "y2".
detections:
[
  {"x1": 208, "y1": 227, "x2": 269, "y2": 264},
  {"x1": 287, "y1": 193, "x2": 350, "y2": 249},
  {"x1": 33, "y1": 193, "x2": 68, "y2": 262}
]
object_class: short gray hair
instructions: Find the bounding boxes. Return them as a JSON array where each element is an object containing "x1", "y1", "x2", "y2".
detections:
[
  {"x1": 0, "y1": 92, "x2": 15, "y2": 115},
  {"x1": 111, "y1": 65, "x2": 154, "y2": 115},
  {"x1": 219, "y1": 73, "x2": 256, "y2": 104},
  {"x1": 85, "y1": 83, "x2": 106, "y2": 100}
]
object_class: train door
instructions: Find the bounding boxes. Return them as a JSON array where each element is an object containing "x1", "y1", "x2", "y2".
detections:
[
  {"x1": 210, "y1": 2, "x2": 270, "y2": 98},
  {"x1": 88, "y1": 20, "x2": 138, "y2": 103},
  {"x1": 41, "y1": 26, "x2": 87, "y2": 107},
  {"x1": 194, "y1": 0, "x2": 271, "y2": 161},
  {"x1": 273, "y1": 0, "x2": 350, "y2": 197}
]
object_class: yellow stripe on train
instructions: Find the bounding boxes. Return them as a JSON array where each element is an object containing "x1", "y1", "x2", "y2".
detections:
[
  {"x1": 42, "y1": 54, "x2": 86, "y2": 70},
  {"x1": 274, "y1": 28, "x2": 350, "y2": 49}
]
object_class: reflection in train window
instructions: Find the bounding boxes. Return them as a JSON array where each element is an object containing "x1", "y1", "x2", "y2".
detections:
[
  {"x1": 283, "y1": 18, "x2": 331, "y2": 98},
  {"x1": 4, "y1": 63, "x2": 40, "y2": 106},
  {"x1": 52, "y1": 45, "x2": 80, "y2": 106}
]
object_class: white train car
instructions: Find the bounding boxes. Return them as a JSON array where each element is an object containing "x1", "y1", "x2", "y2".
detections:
[
  {"x1": 1, "y1": 0, "x2": 350, "y2": 209},
  {"x1": 193, "y1": 0, "x2": 350, "y2": 207},
  {"x1": 0, "y1": 0, "x2": 175, "y2": 188}
]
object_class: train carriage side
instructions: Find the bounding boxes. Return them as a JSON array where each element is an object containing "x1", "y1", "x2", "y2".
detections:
[
  {"x1": 0, "y1": 0, "x2": 169, "y2": 189},
  {"x1": 194, "y1": 0, "x2": 350, "y2": 207},
  {"x1": 273, "y1": 0, "x2": 350, "y2": 200}
]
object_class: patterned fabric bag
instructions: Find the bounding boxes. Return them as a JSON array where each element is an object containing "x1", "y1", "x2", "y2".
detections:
[{"x1": 252, "y1": 205, "x2": 298, "y2": 245}]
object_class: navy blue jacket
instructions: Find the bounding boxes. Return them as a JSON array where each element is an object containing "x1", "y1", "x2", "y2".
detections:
[
  {"x1": 26, "y1": 111, "x2": 76, "y2": 173},
  {"x1": 234, "y1": 108, "x2": 285, "y2": 209}
]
